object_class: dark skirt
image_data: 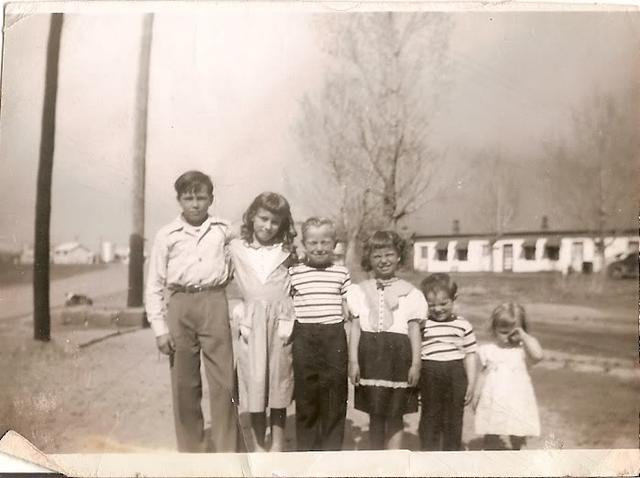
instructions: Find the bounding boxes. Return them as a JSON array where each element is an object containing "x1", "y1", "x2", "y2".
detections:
[{"x1": 354, "y1": 331, "x2": 418, "y2": 416}]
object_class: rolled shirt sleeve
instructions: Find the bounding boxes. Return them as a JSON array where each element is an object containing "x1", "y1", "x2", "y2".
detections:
[
  {"x1": 406, "y1": 288, "x2": 428, "y2": 323},
  {"x1": 145, "y1": 230, "x2": 170, "y2": 337}
]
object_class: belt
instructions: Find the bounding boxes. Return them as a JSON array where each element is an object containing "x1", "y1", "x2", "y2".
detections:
[{"x1": 168, "y1": 283, "x2": 222, "y2": 294}]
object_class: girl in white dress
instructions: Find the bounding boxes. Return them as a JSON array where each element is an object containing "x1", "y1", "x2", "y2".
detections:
[
  {"x1": 229, "y1": 192, "x2": 297, "y2": 452},
  {"x1": 472, "y1": 302, "x2": 544, "y2": 450}
]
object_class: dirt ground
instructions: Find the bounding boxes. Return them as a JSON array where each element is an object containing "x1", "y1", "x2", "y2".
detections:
[{"x1": 1, "y1": 264, "x2": 638, "y2": 452}]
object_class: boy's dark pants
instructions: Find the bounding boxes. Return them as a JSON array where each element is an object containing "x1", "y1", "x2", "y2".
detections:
[
  {"x1": 418, "y1": 359, "x2": 467, "y2": 451},
  {"x1": 292, "y1": 322, "x2": 348, "y2": 451},
  {"x1": 167, "y1": 288, "x2": 237, "y2": 452}
]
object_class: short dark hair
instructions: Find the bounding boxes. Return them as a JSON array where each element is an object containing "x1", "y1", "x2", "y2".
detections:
[
  {"x1": 420, "y1": 273, "x2": 458, "y2": 300},
  {"x1": 361, "y1": 230, "x2": 406, "y2": 271},
  {"x1": 241, "y1": 192, "x2": 297, "y2": 251},
  {"x1": 174, "y1": 170, "x2": 214, "y2": 197}
]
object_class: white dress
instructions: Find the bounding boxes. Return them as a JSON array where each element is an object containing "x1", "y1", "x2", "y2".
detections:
[
  {"x1": 228, "y1": 239, "x2": 294, "y2": 413},
  {"x1": 474, "y1": 343, "x2": 541, "y2": 437}
]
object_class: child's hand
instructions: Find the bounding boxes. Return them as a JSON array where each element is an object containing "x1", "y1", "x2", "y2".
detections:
[
  {"x1": 156, "y1": 333, "x2": 175, "y2": 355},
  {"x1": 464, "y1": 384, "x2": 474, "y2": 406},
  {"x1": 508, "y1": 327, "x2": 525, "y2": 344},
  {"x1": 471, "y1": 391, "x2": 482, "y2": 411},
  {"x1": 408, "y1": 364, "x2": 421, "y2": 387},
  {"x1": 349, "y1": 360, "x2": 360, "y2": 386},
  {"x1": 277, "y1": 320, "x2": 294, "y2": 343},
  {"x1": 239, "y1": 324, "x2": 251, "y2": 342},
  {"x1": 231, "y1": 302, "x2": 244, "y2": 323}
]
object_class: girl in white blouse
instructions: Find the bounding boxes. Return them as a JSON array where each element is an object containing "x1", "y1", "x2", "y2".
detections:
[{"x1": 348, "y1": 231, "x2": 426, "y2": 449}]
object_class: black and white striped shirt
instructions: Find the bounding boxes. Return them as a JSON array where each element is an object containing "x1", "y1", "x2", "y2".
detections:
[
  {"x1": 289, "y1": 263, "x2": 352, "y2": 325},
  {"x1": 421, "y1": 316, "x2": 477, "y2": 361}
]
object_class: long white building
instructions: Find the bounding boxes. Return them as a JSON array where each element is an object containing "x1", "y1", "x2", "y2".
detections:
[{"x1": 413, "y1": 229, "x2": 638, "y2": 274}]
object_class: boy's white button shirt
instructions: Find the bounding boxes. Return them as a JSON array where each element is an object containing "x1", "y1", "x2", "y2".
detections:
[{"x1": 145, "y1": 214, "x2": 233, "y2": 337}]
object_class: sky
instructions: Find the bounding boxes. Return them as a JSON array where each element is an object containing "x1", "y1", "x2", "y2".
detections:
[{"x1": 0, "y1": 8, "x2": 638, "y2": 252}]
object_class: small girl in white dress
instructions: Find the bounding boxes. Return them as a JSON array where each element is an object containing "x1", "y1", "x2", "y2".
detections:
[{"x1": 472, "y1": 302, "x2": 544, "y2": 450}]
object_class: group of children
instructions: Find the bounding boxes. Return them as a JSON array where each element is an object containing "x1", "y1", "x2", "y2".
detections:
[{"x1": 145, "y1": 170, "x2": 544, "y2": 453}]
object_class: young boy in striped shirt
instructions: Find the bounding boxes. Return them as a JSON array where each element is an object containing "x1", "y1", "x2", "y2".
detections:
[
  {"x1": 418, "y1": 273, "x2": 477, "y2": 451},
  {"x1": 289, "y1": 217, "x2": 353, "y2": 451}
]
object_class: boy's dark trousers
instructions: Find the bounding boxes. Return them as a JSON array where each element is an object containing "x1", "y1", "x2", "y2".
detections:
[
  {"x1": 167, "y1": 288, "x2": 238, "y2": 452},
  {"x1": 292, "y1": 322, "x2": 348, "y2": 451},
  {"x1": 418, "y1": 359, "x2": 467, "y2": 451}
]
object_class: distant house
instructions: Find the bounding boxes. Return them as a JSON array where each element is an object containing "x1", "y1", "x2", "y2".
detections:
[
  {"x1": 52, "y1": 242, "x2": 96, "y2": 265},
  {"x1": 413, "y1": 229, "x2": 638, "y2": 274}
]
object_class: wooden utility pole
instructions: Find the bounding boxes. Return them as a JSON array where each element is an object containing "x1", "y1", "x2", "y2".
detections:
[
  {"x1": 127, "y1": 13, "x2": 154, "y2": 307},
  {"x1": 33, "y1": 13, "x2": 64, "y2": 342}
]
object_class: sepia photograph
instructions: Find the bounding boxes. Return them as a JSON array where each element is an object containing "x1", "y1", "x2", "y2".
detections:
[{"x1": 0, "y1": 1, "x2": 638, "y2": 475}]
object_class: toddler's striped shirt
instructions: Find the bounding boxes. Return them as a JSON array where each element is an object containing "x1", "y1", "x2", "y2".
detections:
[
  {"x1": 289, "y1": 263, "x2": 351, "y2": 325},
  {"x1": 421, "y1": 315, "x2": 477, "y2": 361}
]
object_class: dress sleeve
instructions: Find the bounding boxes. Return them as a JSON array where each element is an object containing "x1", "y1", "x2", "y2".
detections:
[
  {"x1": 405, "y1": 288, "x2": 428, "y2": 323},
  {"x1": 345, "y1": 283, "x2": 365, "y2": 319}
]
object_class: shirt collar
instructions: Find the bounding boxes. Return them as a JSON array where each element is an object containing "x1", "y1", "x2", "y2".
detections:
[
  {"x1": 375, "y1": 277, "x2": 398, "y2": 290},
  {"x1": 168, "y1": 214, "x2": 228, "y2": 233},
  {"x1": 245, "y1": 240, "x2": 282, "y2": 251}
]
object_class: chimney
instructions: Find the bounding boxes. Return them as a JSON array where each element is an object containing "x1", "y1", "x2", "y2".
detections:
[
  {"x1": 541, "y1": 215, "x2": 549, "y2": 231},
  {"x1": 453, "y1": 219, "x2": 460, "y2": 235}
]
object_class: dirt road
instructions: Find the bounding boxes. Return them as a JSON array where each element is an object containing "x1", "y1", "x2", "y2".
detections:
[
  {"x1": 0, "y1": 264, "x2": 129, "y2": 323},
  {"x1": 1, "y1": 265, "x2": 637, "y2": 452}
]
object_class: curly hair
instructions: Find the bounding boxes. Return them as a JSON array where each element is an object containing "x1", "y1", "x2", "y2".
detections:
[
  {"x1": 360, "y1": 230, "x2": 406, "y2": 271},
  {"x1": 490, "y1": 302, "x2": 528, "y2": 334},
  {"x1": 420, "y1": 273, "x2": 458, "y2": 300},
  {"x1": 241, "y1": 192, "x2": 297, "y2": 252}
]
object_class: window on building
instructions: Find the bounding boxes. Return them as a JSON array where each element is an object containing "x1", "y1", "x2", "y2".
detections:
[
  {"x1": 544, "y1": 237, "x2": 560, "y2": 261},
  {"x1": 545, "y1": 246, "x2": 560, "y2": 261},
  {"x1": 420, "y1": 246, "x2": 429, "y2": 259},
  {"x1": 522, "y1": 239, "x2": 536, "y2": 261},
  {"x1": 523, "y1": 246, "x2": 536, "y2": 260},
  {"x1": 456, "y1": 240, "x2": 469, "y2": 261},
  {"x1": 435, "y1": 241, "x2": 448, "y2": 261}
]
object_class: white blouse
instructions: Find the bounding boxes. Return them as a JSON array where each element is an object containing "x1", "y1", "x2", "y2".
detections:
[
  {"x1": 349, "y1": 284, "x2": 427, "y2": 335},
  {"x1": 243, "y1": 243, "x2": 286, "y2": 284}
]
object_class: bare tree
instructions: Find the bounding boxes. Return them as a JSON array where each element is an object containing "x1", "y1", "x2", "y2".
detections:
[
  {"x1": 472, "y1": 151, "x2": 520, "y2": 272},
  {"x1": 127, "y1": 14, "x2": 154, "y2": 308},
  {"x1": 544, "y1": 87, "x2": 640, "y2": 272},
  {"x1": 33, "y1": 13, "x2": 64, "y2": 341},
  {"x1": 295, "y1": 13, "x2": 450, "y2": 268}
]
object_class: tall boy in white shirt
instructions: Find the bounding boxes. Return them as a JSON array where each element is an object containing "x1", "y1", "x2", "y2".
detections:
[{"x1": 145, "y1": 170, "x2": 237, "y2": 452}]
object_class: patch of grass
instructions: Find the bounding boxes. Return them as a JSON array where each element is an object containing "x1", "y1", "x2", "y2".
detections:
[{"x1": 397, "y1": 270, "x2": 637, "y2": 309}]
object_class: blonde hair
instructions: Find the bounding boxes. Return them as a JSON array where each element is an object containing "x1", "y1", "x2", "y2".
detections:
[
  {"x1": 301, "y1": 217, "x2": 336, "y2": 242},
  {"x1": 490, "y1": 302, "x2": 528, "y2": 335}
]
